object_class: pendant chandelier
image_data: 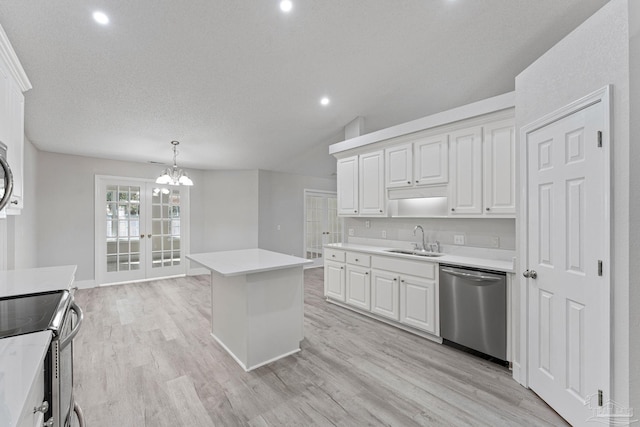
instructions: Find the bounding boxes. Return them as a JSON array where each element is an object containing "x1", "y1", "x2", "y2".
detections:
[{"x1": 155, "y1": 140, "x2": 194, "y2": 186}]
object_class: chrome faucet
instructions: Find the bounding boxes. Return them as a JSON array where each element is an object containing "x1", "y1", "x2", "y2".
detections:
[{"x1": 413, "y1": 225, "x2": 427, "y2": 251}]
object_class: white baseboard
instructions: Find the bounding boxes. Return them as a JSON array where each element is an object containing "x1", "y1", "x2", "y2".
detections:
[
  {"x1": 74, "y1": 279, "x2": 97, "y2": 289},
  {"x1": 188, "y1": 267, "x2": 209, "y2": 276}
]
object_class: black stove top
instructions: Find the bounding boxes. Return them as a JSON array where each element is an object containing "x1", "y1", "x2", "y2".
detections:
[{"x1": 0, "y1": 290, "x2": 68, "y2": 339}]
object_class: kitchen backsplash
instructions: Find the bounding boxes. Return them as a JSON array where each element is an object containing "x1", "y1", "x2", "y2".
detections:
[{"x1": 344, "y1": 217, "x2": 515, "y2": 250}]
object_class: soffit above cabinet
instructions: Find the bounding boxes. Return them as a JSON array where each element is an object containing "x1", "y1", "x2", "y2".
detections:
[{"x1": 329, "y1": 92, "x2": 514, "y2": 156}]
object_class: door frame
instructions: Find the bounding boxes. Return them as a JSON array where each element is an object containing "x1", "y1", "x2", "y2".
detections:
[
  {"x1": 94, "y1": 175, "x2": 191, "y2": 286},
  {"x1": 303, "y1": 189, "x2": 342, "y2": 268},
  {"x1": 517, "y1": 86, "x2": 611, "y2": 391}
]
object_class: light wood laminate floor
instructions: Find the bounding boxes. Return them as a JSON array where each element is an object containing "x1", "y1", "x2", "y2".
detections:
[{"x1": 74, "y1": 268, "x2": 567, "y2": 426}]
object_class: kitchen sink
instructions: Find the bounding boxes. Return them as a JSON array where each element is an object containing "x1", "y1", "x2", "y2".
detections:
[{"x1": 384, "y1": 249, "x2": 444, "y2": 258}]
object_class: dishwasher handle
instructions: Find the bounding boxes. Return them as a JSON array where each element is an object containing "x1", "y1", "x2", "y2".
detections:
[{"x1": 440, "y1": 267, "x2": 503, "y2": 282}]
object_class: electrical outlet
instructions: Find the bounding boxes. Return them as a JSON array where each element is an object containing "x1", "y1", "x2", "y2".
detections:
[
  {"x1": 277, "y1": 225, "x2": 281, "y2": 231},
  {"x1": 454, "y1": 234, "x2": 465, "y2": 245},
  {"x1": 491, "y1": 236, "x2": 500, "y2": 248},
  {"x1": 365, "y1": 220, "x2": 371, "y2": 228},
  {"x1": 348, "y1": 228, "x2": 355, "y2": 236},
  {"x1": 381, "y1": 230, "x2": 387, "y2": 238}
]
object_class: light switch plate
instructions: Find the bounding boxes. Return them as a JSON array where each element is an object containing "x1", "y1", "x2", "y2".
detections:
[
  {"x1": 381, "y1": 230, "x2": 387, "y2": 238},
  {"x1": 454, "y1": 234, "x2": 465, "y2": 245},
  {"x1": 365, "y1": 220, "x2": 371, "y2": 228},
  {"x1": 348, "y1": 228, "x2": 355, "y2": 236},
  {"x1": 491, "y1": 236, "x2": 500, "y2": 248}
]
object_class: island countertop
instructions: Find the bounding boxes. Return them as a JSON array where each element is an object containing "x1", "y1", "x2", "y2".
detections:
[
  {"x1": 0, "y1": 265, "x2": 77, "y2": 298},
  {"x1": 187, "y1": 249, "x2": 312, "y2": 277}
]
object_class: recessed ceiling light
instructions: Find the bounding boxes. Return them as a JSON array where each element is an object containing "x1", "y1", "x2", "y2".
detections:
[
  {"x1": 280, "y1": 0, "x2": 293, "y2": 13},
  {"x1": 93, "y1": 11, "x2": 109, "y2": 25},
  {"x1": 320, "y1": 97, "x2": 330, "y2": 106}
]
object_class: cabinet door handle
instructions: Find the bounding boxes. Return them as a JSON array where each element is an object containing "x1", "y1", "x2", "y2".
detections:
[
  {"x1": 365, "y1": 272, "x2": 369, "y2": 275},
  {"x1": 486, "y1": 207, "x2": 490, "y2": 211},
  {"x1": 451, "y1": 208, "x2": 455, "y2": 212},
  {"x1": 407, "y1": 181, "x2": 411, "y2": 184},
  {"x1": 354, "y1": 210, "x2": 357, "y2": 213},
  {"x1": 415, "y1": 180, "x2": 419, "y2": 183},
  {"x1": 355, "y1": 258, "x2": 358, "y2": 262},
  {"x1": 140, "y1": 234, "x2": 145, "y2": 238},
  {"x1": 10, "y1": 200, "x2": 18, "y2": 205},
  {"x1": 147, "y1": 234, "x2": 152, "y2": 238},
  {"x1": 379, "y1": 209, "x2": 383, "y2": 213}
]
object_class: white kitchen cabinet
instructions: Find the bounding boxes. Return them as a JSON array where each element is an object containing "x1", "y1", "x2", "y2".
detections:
[
  {"x1": 336, "y1": 156, "x2": 359, "y2": 215},
  {"x1": 385, "y1": 143, "x2": 413, "y2": 188},
  {"x1": 345, "y1": 265, "x2": 371, "y2": 310},
  {"x1": 385, "y1": 135, "x2": 448, "y2": 190},
  {"x1": 371, "y1": 269, "x2": 399, "y2": 320},
  {"x1": 448, "y1": 126, "x2": 483, "y2": 215},
  {"x1": 483, "y1": 119, "x2": 515, "y2": 215},
  {"x1": 414, "y1": 134, "x2": 448, "y2": 186},
  {"x1": 324, "y1": 260, "x2": 345, "y2": 301},
  {"x1": 400, "y1": 274, "x2": 438, "y2": 335},
  {"x1": 0, "y1": 28, "x2": 30, "y2": 215},
  {"x1": 358, "y1": 150, "x2": 385, "y2": 216}
]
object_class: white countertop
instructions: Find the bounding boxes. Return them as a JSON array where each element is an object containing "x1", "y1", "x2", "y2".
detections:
[
  {"x1": 187, "y1": 249, "x2": 312, "y2": 277},
  {"x1": 325, "y1": 243, "x2": 515, "y2": 273},
  {"x1": 0, "y1": 265, "x2": 77, "y2": 298},
  {"x1": 0, "y1": 331, "x2": 52, "y2": 427}
]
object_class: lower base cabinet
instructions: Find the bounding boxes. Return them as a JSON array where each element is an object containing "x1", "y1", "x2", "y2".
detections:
[
  {"x1": 345, "y1": 265, "x2": 371, "y2": 310},
  {"x1": 324, "y1": 249, "x2": 439, "y2": 338},
  {"x1": 324, "y1": 260, "x2": 345, "y2": 301},
  {"x1": 371, "y1": 270, "x2": 400, "y2": 321},
  {"x1": 399, "y1": 275, "x2": 438, "y2": 335}
]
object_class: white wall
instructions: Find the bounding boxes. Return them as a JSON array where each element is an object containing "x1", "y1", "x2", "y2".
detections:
[
  {"x1": 345, "y1": 217, "x2": 515, "y2": 251},
  {"x1": 6, "y1": 136, "x2": 39, "y2": 269},
  {"x1": 35, "y1": 151, "x2": 205, "y2": 281},
  {"x1": 258, "y1": 170, "x2": 336, "y2": 257},
  {"x1": 198, "y1": 169, "x2": 259, "y2": 253},
  {"x1": 628, "y1": 0, "x2": 640, "y2": 415},
  {"x1": 515, "y1": 0, "x2": 632, "y2": 407}
]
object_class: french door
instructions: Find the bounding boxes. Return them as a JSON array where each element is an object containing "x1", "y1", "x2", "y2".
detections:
[
  {"x1": 95, "y1": 176, "x2": 189, "y2": 285},
  {"x1": 304, "y1": 190, "x2": 342, "y2": 268}
]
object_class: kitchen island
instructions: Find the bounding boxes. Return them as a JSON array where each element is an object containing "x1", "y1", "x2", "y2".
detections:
[{"x1": 187, "y1": 249, "x2": 311, "y2": 371}]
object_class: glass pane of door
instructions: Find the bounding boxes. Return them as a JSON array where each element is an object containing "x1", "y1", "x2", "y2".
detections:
[
  {"x1": 304, "y1": 191, "x2": 342, "y2": 268},
  {"x1": 151, "y1": 187, "x2": 181, "y2": 269},
  {"x1": 104, "y1": 184, "x2": 144, "y2": 283}
]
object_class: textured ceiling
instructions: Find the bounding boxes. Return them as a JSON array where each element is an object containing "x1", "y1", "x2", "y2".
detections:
[{"x1": 0, "y1": 0, "x2": 608, "y2": 177}]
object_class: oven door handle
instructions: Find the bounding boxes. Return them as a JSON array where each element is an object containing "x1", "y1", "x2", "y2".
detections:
[{"x1": 60, "y1": 302, "x2": 84, "y2": 349}]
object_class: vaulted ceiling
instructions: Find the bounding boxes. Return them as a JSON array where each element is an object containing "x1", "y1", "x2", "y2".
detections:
[{"x1": 0, "y1": 0, "x2": 608, "y2": 177}]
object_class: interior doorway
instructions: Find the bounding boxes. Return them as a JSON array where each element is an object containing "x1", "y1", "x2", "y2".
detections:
[{"x1": 304, "y1": 190, "x2": 342, "y2": 268}]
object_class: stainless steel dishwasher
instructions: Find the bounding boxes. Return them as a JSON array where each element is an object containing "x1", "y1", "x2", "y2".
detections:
[{"x1": 439, "y1": 264, "x2": 506, "y2": 361}]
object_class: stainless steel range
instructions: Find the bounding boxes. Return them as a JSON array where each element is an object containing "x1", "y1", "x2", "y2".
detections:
[{"x1": 0, "y1": 289, "x2": 85, "y2": 427}]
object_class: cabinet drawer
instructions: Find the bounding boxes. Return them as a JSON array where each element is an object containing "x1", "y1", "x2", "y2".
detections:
[
  {"x1": 325, "y1": 249, "x2": 345, "y2": 262},
  {"x1": 346, "y1": 252, "x2": 371, "y2": 267},
  {"x1": 371, "y1": 255, "x2": 436, "y2": 279}
]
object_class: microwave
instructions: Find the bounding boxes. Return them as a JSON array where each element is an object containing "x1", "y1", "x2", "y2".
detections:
[{"x1": 0, "y1": 141, "x2": 14, "y2": 211}]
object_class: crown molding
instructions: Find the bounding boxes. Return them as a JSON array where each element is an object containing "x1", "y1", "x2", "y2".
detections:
[{"x1": 0, "y1": 24, "x2": 32, "y2": 92}]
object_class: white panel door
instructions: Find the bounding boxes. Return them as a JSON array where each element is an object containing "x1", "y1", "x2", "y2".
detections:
[
  {"x1": 449, "y1": 126, "x2": 482, "y2": 215},
  {"x1": 526, "y1": 101, "x2": 609, "y2": 426},
  {"x1": 371, "y1": 270, "x2": 399, "y2": 320},
  {"x1": 359, "y1": 150, "x2": 385, "y2": 216},
  {"x1": 414, "y1": 134, "x2": 448, "y2": 186},
  {"x1": 385, "y1": 144, "x2": 412, "y2": 189},
  {"x1": 336, "y1": 156, "x2": 358, "y2": 215},
  {"x1": 345, "y1": 265, "x2": 371, "y2": 310},
  {"x1": 324, "y1": 260, "x2": 345, "y2": 301},
  {"x1": 399, "y1": 275, "x2": 437, "y2": 334},
  {"x1": 483, "y1": 120, "x2": 515, "y2": 215},
  {"x1": 304, "y1": 191, "x2": 342, "y2": 268}
]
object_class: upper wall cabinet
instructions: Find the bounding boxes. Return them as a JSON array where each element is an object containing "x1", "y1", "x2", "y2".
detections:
[
  {"x1": 385, "y1": 134, "x2": 448, "y2": 189},
  {"x1": 448, "y1": 126, "x2": 483, "y2": 215},
  {"x1": 448, "y1": 120, "x2": 516, "y2": 217},
  {"x1": 0, "y1": 25, "x2": 32, "y2": 215},
  {"x1": 483, "y1": 120, "x2": 516, "y2": 215},
  {"x1": 337, "y1": 151, "x2": 386, "y2": 217}
]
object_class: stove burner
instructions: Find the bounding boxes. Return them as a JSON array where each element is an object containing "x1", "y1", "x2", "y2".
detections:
[{"x1": 0, "y1": 291, "x2": 66, "y2": 339}]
